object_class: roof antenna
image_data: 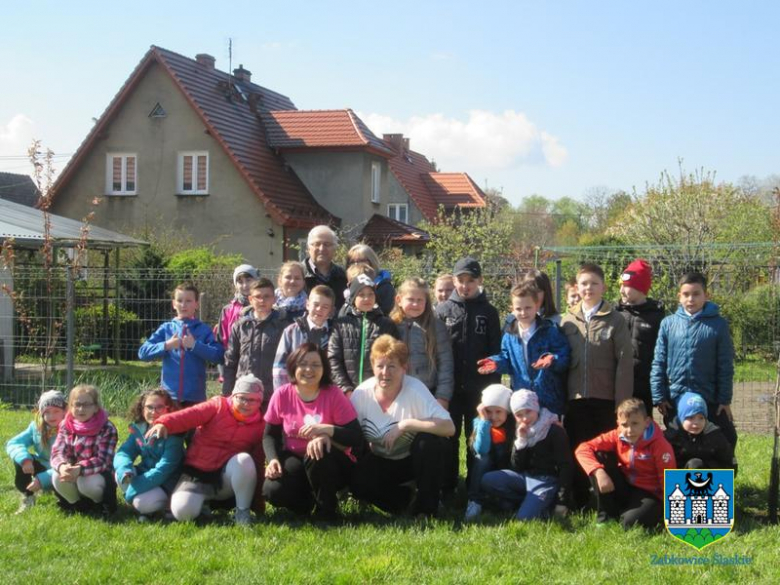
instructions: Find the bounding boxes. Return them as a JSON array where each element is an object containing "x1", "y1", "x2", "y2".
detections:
[{"x1": 228, "y1": 38, "x2": 233, "y2": 95}]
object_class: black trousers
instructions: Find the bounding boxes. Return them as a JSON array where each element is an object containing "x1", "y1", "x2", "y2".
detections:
[
  {"x1": 446, "y1": 392, "x2": 481, "y2": 490},
  {"x1": 350, "y1": 433, "x2": 447, "y2": 516},
  {"x1": 14, "y1": 460, "x2": 47, "y2": 496},
  {"x1": 663, "y1": 400, "x2": 738, "y2": 449},
  {"x1": 589, "y1": 452, "x2": 661, "y2": 529},
  {"x1": 564, "y1": 398, "x2": 615, "y2": 507},
  {"x1": 263, "y1": 450, "x2": 353, "y2": 515}
]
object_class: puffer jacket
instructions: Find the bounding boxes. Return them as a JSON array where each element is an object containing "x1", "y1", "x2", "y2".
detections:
[
  {"x1": 222, "y1": 307, "x2": 291, "y2": 409},
  {"x1": 509, "y1": 424, "x2": 573, "y2": 507},
  {"x1": 663, "y1": 419, "x2": 736, "y2": 472},
  {"x1": 650, "y1": 302, "x2": 734, "y2": 406},
  {"x1": 374, "y1": 269, "x2": 396, "y2": 316},
  {"x1": 435, "y1": 290, "x2": 501, "y2": 395},
  {"x1": 560, "y1": 300, "x2": 633, "y2": 403},
  {"x1": 489, "y1": 316, "x2": 571, "y2": 415},
  {"x1": 303, "y1": 257, "x2": 348, "y2": 312},
  {"x1": 396, "y1": 317, "x2": 454, "y2": 401},
  {"x1": 113, "y1": 421, "x2": 185, "y2": 503},
  {"x1": 575, "y1": 421, "x2": 676, "y2": 499},
  {"x1": 617, "y1": 299, "x2": 665, "y2": 403},
  {"x1": 156, "y1": 396, "x2": 264, "y2": 473},
  {"x1": 328, "y1": 305, "x2": 399, "y2": 393}
]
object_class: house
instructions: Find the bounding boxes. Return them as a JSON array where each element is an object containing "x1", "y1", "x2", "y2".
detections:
[
  {"x1": 0, "y1": 172, "x2": 39, "y2": 207},
  {"x1": 50, "y1": 46, "x2": 486, "y2": 266}
]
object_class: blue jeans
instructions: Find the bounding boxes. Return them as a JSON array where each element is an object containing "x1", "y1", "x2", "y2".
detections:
[
  {"x1": 467, "y1": 445, "x2": 508, "y2": 502},
  {"x1": 480, "y1": 469, "x2": 558, "y2": 520}
]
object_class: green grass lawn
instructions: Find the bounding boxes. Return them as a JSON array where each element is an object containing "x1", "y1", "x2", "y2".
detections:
[{"x1": 1, "y1": 409, "x2": 778, "y2": 584}]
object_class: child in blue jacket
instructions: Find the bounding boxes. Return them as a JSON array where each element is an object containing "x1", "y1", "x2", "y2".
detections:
[
  {"x1": 5, "y1": 390, "x2": 67, "y2": 513},
  {"x1": 114, "y1": 389, "x2": 184, "y2": 520},
  {"x1": 651, "y1": 272, "x2": 737, "y2": 447},
  {"x1": 138, "y1": 282, "x2": 224, "y2": 405},
  {"x1": 478, "y1": 281, "x2": 570, "y2": 416}
]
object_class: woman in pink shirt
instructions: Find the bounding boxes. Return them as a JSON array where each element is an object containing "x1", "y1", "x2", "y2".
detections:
[{"x1": 262, "y1": 343, "x2": 363, "y2": 522}]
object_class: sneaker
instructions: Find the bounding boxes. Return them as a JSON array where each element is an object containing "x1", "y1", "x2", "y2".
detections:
[
  {"x1": 137, "y1": 514, "x2": 150, "y2": 524},
  {"x1": 463, "y1": 500, "x2": 482, "y2": 522},
  {"x1": 15, "y1": 495, "x2": 36, "y2": 514},
  {"x1": 234, "y1": 507, "x2": 252, "y2": 526}
]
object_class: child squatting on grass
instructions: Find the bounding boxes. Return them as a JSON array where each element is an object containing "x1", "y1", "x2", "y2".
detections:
[
  {"x1": 50, "y1": 384, "x2": 119, "y2": 517},
  {"x1": 5, "y1": 390, "x2": 67, "y2": 514},
  {"x1": 114, "y1": 389, "x2": 185, "y2": 521},
  {"x1": 575, "y1": 398, "x2": 676, "y2": 530}
]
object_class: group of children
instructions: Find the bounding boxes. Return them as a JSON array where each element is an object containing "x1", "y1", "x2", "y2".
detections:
[{"x1": 6, "y1": 244, "x2": 739, "y2": 530}]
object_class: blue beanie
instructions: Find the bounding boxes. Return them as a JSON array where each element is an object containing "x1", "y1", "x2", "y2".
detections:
[{"x1": 676, "y1": 392, "x2": 708, "y2": 422}]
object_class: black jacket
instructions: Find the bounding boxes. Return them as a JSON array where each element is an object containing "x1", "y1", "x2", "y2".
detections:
[
  {"x1": 617, "y1": 299, "x2": 665, "y2": 399},
  {"x1": 664, "y1": 419, "x2": 737, "y2": 473},
  {"x1": 328, "y1": 305, "x2": 399, "y2": 393},
  {"x1": 510, "y1": 424, "x2": 573, "y2": 507},
  {"x1": 303, "y1": 257, "x2": 348, "y2": 312},
  {"x1": 222, "y1": 308, "x2": 291, "y2": 409},
  {"x1": 435, "y1": 290, "x2": 501, "y2": 394}
]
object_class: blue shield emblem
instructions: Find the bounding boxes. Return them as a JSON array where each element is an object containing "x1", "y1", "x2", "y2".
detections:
[{"x1": 664, "y1": 469, "x2": 734, "y2": 550}]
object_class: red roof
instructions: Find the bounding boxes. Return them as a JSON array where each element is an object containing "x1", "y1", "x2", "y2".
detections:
[
  {"x1": 384, "y1": 141, "x2": 486, "y2": 222},
  {"x1": 361, "y1": 214, "x2": 430, "y2": 247},
  {"x1": 51, "y1": 46, "x2": 336, "y2": 228},
  {"x1": 260, "y1": 109, "x2": 395, "y2": 157}
]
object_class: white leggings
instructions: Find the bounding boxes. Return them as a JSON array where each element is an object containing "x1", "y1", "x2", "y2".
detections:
[
  {"x1": 131, "y1": 487, "x2": 169, "y2": 515},
  {"x1": 170, "y1": 453, "x2": 257, "y2": 522},
  {"x1": 52, "y1": 472, "x2": 106, "y2": 503}
]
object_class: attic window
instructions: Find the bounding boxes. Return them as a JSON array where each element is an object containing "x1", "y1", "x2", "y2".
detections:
[{"x1": 149, "y1": 103, "x2": 167, "y2": 118}]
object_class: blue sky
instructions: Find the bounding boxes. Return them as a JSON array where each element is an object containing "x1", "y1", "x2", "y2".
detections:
[{"x1": 1, "y1": 1, "x2": 778, "y2": 206}]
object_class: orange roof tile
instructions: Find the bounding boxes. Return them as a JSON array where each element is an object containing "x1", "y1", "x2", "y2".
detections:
[
  {"x1": 385, "y1": 147, "x2": 439, "y2": 221},
  {"x1": 261, "y1": 110, "x2": 394, "y2": 157},
  {"x1": 424, "y1": 173, "x2": 487, "y2": 209},
  {"x1": 52, "y1": 46, "x2": 336, "y2": 228}
]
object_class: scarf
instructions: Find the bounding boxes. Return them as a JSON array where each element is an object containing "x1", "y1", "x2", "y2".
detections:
[
  {"x1": 63, "y1": 408, "x2": 109, "y2": 436},
  {"x1": 228, "y1": 396, "x2": 262, "y2": 425},
  {"x1": 514, "y1": 408, "x2": 558, "y2": 450},
  {"x1": 275, "y1": 289, "x2": 307, "y2": 313}
]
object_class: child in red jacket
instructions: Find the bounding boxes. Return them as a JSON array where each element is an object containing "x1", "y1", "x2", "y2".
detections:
[{"x1": 575, "y1": 398, "x2": 676, "y2": 529}]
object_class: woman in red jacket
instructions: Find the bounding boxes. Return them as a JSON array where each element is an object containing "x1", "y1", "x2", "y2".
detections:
[{"x1": 146, "y1": 375, "x2": 265, "y2": 525}]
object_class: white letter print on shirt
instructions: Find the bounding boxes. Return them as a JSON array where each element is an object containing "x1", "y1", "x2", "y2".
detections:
[{"x1": 475, "y1": 315, "x2": 488, "y2": 335}]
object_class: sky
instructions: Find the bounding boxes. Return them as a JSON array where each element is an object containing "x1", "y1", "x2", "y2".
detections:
[{"x1": 1, "y1": 0, "x2": 778, "y2": 206}]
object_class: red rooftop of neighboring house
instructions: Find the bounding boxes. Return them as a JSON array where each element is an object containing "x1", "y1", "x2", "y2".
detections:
[{"x1": 361, "y1": 213, "x2": 430, "y2": 248}]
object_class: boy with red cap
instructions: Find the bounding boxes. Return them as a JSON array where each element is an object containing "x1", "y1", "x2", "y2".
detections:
[{"x1": 616, "y1": 259, "x2": 665, "y2": 415}]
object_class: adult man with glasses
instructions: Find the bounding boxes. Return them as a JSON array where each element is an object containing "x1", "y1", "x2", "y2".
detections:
[{"x1": 303, "y1": 225, "x2": 348, "y2": 311}]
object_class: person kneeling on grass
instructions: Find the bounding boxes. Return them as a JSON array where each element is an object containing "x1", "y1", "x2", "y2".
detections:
[
  {"x1": 349, "y1": 335, "x2": 455, "y2": 518},
  {"x1": 146, "y1": 374, "x2": 265, "y2": 526},
  {"x1": 263, "y1": 343, "x2": 363, "y2": 522},
  {"x1": 575, "y1": 398, "x2": 676, "y2": 530},
  {"x1": 51, "y1": 385, "x2": 119, "y2": 518},
  {"x1": 114, "y1": 389, "x2": 184, "y2": 522},
  {"x1": 478, "y1": 390, "x2": 572, "y2": 521}
]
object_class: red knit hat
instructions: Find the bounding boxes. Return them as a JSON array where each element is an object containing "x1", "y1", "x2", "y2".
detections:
[{"x1": 621, "y1": 259, "x2": 652, "y2": 294}]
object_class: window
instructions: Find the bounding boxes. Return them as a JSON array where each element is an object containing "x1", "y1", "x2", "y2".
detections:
[
  {"x1": 177, "y1": 152, "x2": 209, "y2": 195},
  {"x1": 387, "y1": 203, "x2": 408, "y2": 224},
  {"x1": 105, "y1": 153, "x2": 137, "y2": 195},
  {"x1": 370, "y1": 161, "x2": 381, "y2": 203}
]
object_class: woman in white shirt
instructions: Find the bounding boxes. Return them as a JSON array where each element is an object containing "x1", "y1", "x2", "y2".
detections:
[{"x1": 349, "y1": 335, "x2": 455, "y2": 517}]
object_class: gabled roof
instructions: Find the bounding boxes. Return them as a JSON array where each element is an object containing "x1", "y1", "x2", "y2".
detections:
[
  {"x1": 361, "y1": 214, "x2": 430, "y2": 248},
  {"x1": 384, "y1": 142, "x2": 487, "y2": 222},
  {"x1": 425, "y1": 172, "x2": 487, "y2": 209},
  {"x1": 260, "y1": 109, "x2": 395, "y2": 157},
  {"x1": 0, "y1": 198, "x2": 145, "y2": 249},
  {"x1": 51, "y1": 46, "x2": 336, "y2": 228},
  {"x1": 0, "y1": 172, "x2": 39, "y2": 207}
]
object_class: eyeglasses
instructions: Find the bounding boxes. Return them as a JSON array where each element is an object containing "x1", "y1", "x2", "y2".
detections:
[
  {"x1": 233, "y1": 395, "x2": 261, "y2": 405},
  {"x1": 298, "y1": 362, "x2": 323, "y2": 370},
  {"x1": 73, "y1": 401, "x2": 95, "y2": 409},
  {"x1": 144, "y1": 404, "x2": 168, "y2": 412}
]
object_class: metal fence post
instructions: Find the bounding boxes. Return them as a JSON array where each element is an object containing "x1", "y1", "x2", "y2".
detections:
[
  {"x1": 66, "y1": 264, "x2": 75, "y2": 390},
  {"x1": 114, "y1": 247, "x2": 120, "y2": 365},
  {"x1": 555, "y1": 259, "x2": 562, "y2": 314}
]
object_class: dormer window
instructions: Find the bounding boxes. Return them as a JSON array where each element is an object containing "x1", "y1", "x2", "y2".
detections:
[
  {"x1": 105, "y1": 153, "x2": 137, "y2": 195},
  {"x1": 177, "y1": 151, "x2": 209, "y2": 195}
]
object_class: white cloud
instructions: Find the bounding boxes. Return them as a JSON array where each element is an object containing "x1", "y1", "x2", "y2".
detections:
[
  {"x1": 359, "y1": 109, "x2": 567, "y2": 170},
  {"x1": 0, "y1": 114, "x2": 38, "y2": 174}
]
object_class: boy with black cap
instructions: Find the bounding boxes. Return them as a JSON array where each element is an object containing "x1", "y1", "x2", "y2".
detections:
[
  {"x1": 616, "y1": 259, "x2": 665, "y2": 415},
  {"x1": 436, "y1": 257, "x2": 501, "y2": 492},
  {"x1": 328, "y1": 273, "x2": 399, "y2": 396}
]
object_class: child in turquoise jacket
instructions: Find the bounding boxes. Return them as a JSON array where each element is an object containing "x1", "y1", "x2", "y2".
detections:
[{"x1": 114, "y1": 389, "x2": 184, "y2": 519}]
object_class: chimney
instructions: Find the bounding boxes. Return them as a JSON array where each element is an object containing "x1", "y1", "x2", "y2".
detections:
[
  {"x1": 233, "y1": 64, "x2": 252, "y2": 83},
  {"x1": 383, "y1": 133, "x2": 406, "y2": 153},
  {"x1": 195, "y1": 53, "x2": 216, "y2": 69}
]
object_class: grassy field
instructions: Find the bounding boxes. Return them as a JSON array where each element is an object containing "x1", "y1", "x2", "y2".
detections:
[{"x1": 0, "y1": 408, "x2": 778, "y2": 584}]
